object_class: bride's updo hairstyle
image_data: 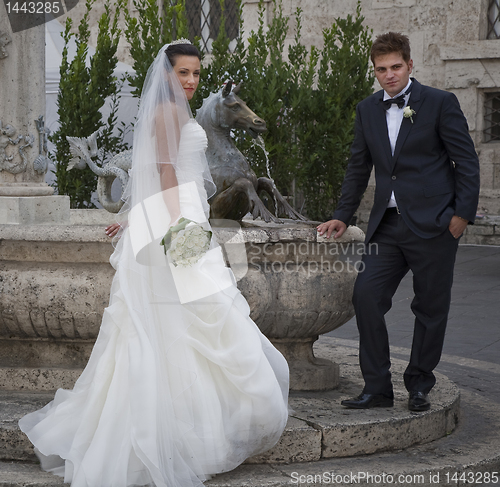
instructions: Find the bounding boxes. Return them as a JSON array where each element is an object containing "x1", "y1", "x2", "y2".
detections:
[{"x1": 165, "y1": 43, "x2": 201, "y2": 66}]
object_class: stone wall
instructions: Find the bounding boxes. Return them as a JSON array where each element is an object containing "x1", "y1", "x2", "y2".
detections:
[{"x1": 62, "y1": 0, "x2": 500, "y2": 216}]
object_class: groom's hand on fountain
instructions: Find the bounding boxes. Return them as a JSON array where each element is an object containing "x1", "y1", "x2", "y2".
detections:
[{"x1": 317, "y1": 219, "x2": 347, "y2": 239}]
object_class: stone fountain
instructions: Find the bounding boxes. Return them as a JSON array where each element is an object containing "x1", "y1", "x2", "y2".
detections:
[
  {"x1": 0, "y1": 218, "x2": 363, "y2": 393},
  {"x1": 215, "y1": 219, "x2": 364, "y2": 391},
  {"x1": 197, "y1": 81, "x2": 365, "y2": 390},
  {"x1": 0, "y1": 25, "x2": 461, "y2": 470}
]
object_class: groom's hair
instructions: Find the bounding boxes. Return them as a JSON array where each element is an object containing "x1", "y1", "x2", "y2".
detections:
[{"x1": 370, "y1": 32, "x2": 411, "y2": 64}]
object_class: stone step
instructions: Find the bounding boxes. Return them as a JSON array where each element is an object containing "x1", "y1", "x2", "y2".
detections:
[
  {"x1": 1, "y1": 346, "x2": 459, "y2": 466},
  {"x1": 0, "y1": 387, "x2": 498, "y2": 487},
  {"x1": 0, "y1": 367, "x2": 81, "y2": 393},
  {"x1": 208, "y1": 386, "x2": 500, "y2": 487},
  {"x1": 0, "y1": 392, "x2": 53, "y2": 463}
]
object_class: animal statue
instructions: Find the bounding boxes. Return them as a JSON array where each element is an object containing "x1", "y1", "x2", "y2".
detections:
[
  {"x1": 66, "y1": 131, "x2": 131, "y2": 213},
  {"x1": 196, "y1": 81, "x2": 307, "y2": 223}
]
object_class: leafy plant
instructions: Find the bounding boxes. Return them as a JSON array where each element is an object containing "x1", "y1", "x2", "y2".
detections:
[
  {"x1": 50, "y1": 0, "x2": 125, "y2": 208},
  {"x1": 294, "y1": 3, "x2": 375, "y2": 220},
  {"x1": 123, "y1": 0, "x2": 189, "y2": 97},
  {"x1": 54, "y1": 0, "x2": 372, "y2": 217}
]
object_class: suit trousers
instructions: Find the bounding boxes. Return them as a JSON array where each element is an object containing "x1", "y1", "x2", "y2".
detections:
[{"x1": 353, "y1": 208, "x2": 459, "y2": 395}]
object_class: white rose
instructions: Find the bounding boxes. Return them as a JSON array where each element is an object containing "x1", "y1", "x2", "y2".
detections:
[
  {"x1": 403, "y1": 106, "x2": 416, "y2": 123},
  {"x1": 192, "y1": 236, "x2": 203, "y2": 247}
]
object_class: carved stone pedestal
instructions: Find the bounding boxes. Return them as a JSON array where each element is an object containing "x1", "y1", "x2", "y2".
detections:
[{"x1": 272, "y1": 337, "x2": 339, "y2": 391}]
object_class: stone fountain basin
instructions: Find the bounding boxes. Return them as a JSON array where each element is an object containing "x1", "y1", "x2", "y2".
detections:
[
  {"x1": 0, "y1": 211, "x2": 365, "y2": 391},
  {"x1": 230, "y1": 219, "x2": 365, "y2": 337},
  {"x1": 216, "y1": 218, "x2": 365, "y2": 390}
]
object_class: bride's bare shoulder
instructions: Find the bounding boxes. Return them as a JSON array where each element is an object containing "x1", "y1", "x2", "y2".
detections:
[{"x1": 155, "y1": 101, "x2": 178, "y2": 121}]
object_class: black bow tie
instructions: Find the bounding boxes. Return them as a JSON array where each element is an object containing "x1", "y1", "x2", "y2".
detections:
[
  {"x1": 382, "y1": 94, "x2": 406, "y2": 110},
  {"x1": 381, "y1": 84, "x2": 413, "y2": 110}
]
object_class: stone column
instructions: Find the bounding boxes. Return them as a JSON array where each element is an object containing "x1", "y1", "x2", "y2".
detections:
[{"x1": 0, "y1": 4, "x2": 69, "y2": 224}]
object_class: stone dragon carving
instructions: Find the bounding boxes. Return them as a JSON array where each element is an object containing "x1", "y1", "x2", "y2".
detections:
[{"x1": 66, "y1": 131, "x2": 132, "y2": 213}]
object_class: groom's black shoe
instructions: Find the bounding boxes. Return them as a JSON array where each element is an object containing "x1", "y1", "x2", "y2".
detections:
[
  {"x1": 408, "y1": 391, "x2": 430, "y2": 411},
  {"x1": 341, "y1": 392, "x2": 394, "y2": 409}
]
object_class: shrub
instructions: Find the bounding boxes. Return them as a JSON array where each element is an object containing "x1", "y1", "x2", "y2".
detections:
[
  {"x1": 54, "y1": 0, "x2": 373, "y2": 218},
  {"x1": 123, "y1": 0, "x2": 189, "y2": 97},
  {"x1": 50, "y1": 0, "x2": 125, "y2": 208}
]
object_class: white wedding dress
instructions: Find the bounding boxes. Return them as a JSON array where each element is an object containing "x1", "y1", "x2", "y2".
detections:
[{"x1": 19, "y1": 120, "x2": 289, "y2": 487}]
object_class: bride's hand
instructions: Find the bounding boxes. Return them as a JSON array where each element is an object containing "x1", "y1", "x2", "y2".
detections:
[{"x1": 105, "y1": 223, "x2": 122, "y2": 237}]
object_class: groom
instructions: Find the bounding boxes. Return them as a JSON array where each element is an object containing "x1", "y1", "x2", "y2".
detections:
[{"x1": 317, "y1": 32, "x2": 480, "y2": 412}]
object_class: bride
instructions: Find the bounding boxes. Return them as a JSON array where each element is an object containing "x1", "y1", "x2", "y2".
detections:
[{"x1": 19, "y1": 40, "x2": 289, "y2": 487}]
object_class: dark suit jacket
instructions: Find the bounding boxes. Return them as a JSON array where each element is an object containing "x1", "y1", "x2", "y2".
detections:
[{"x1": 333, "y1": 78, "x2": 480, "y2": 243}]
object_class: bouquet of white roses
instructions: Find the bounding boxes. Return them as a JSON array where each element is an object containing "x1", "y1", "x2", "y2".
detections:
[{"x1": 160, "y1": 217, "x2": 212, "y2": 267}]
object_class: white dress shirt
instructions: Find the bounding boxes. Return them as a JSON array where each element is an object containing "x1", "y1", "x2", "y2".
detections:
[{"x1": 384, "y1": 79, "x2": 412, "y2": 208}]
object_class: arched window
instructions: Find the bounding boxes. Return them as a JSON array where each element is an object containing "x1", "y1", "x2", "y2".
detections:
[{"x1": 484, "y1": 92, "x2": 500, "y2": 142}]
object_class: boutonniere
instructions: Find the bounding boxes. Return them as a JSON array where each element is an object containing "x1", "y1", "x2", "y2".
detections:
[{"x1": 403, "y1": 106, "x2": 416, "y2": 123}]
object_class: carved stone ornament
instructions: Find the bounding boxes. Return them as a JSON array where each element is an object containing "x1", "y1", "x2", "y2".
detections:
[
  {"x1": 33, "y1": 115, "x2": 51, "y2": 174},
  {"x1": 0, "y1": 120, "x2": 34, "y2": 174},
  {"x1": 66, "y1": 131, "x2": 131, "y2": 212},
  {"x1": 0, "y1": 31, "x2": 11, "y2": 59}
]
